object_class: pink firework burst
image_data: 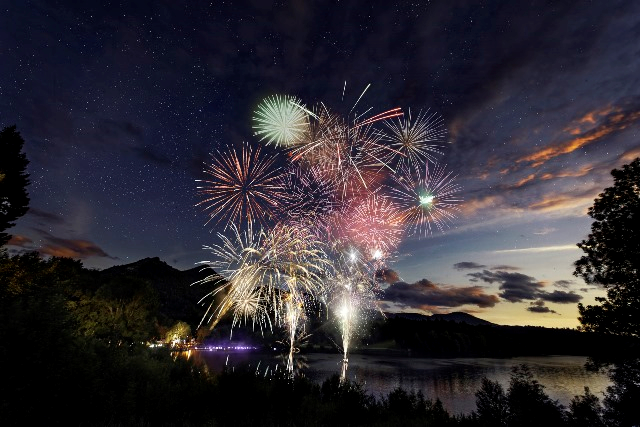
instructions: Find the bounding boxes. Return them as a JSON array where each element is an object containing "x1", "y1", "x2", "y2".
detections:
[{"x1": 343, "y1": 193, "x2": 404, "y2": 260}]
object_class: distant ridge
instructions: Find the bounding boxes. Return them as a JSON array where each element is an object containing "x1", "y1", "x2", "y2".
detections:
[
  {"x1": 385, "y1": 311, "x2": 496, "y2": 326},
  {"x1": 101, "y1": 258, "x2": 497, "y2": 328},
  {"x1": 100, "y1": 257, "x2": 223, "y2": 330}
]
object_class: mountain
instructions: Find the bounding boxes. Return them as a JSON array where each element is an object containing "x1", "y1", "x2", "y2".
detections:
[
  {"x1": 384, "y1": 311, "x2": 495, "y2": 326},
  {"x1": 100, "y1": 257, "x2": 223, "y2": 330},
  {"x1": 96, "y1": 258, "x2": 637, "y2": 359}
]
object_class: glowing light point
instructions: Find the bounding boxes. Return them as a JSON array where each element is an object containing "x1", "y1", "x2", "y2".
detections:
[
  {"x1": 372, "y1": 249, "x2": 383, "y2": 259},
  {"x1": 420, "y1": 194, "x2": 434, "y2": 206},
  {"x1": 338, "y1": 304, "x2": 351, "y2": 320}
]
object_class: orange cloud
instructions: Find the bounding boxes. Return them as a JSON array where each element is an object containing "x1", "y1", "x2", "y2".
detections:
[
  {"x1": 540, "y1": 164, "x2": 593, "y2": 180},
  {"x1": 621, "y1": 147, "x2": 640, "y2": 163},
  {"x1": 563, "y1": 105, "x2": 615, "y2": 134},
  {"x1": 513, "y1": 173, "x2": 536, "y2": 187},
  {"x1": 528, "y1": 192, "x2": 597, "y2": 213},
  {"x1": 38, "y1": 239, "x2": 113, "y2": 259},
  {"x1": 518, "y1": 106, "x2": 640, "y2": 168},
  {"x1": 7, "y1": 234, "x2": 34, "y2": 247},
  {"x1": 460, "y1": 195, "x2": 502, "y2": 216}
]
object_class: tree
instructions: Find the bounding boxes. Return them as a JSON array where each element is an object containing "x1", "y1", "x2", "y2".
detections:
[
  {"x1": 568, "y1": 387, "x2": 605, "y2": 427},
  {"x1": 506, "y1": 365, "x2": 566, "y2": 427},
  {"x1": 0, "y1": 125, "x2": 30, "y2": 246},
  {"x1": 475, "y1": 377, "x2": 508, "y2": 426},
  {"x1": 574, "y1": 158, "x2": 640, "y2": 337}
]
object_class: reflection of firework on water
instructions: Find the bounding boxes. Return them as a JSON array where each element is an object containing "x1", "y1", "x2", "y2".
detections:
[
  {"x1": 196, "y1": 143, "x2": 286, "y2": 230},
  {"x1": 390, "y1": 162, "x2": 462, "y2": 236},
  {"x1": 383, "y1": 108, "x2": 446, "y2": 169},
  {"x1": 253, "y1": 95, "x2": 309, "y2": 147},
  {"x1": 344, "y1": 194, "x2": 403, "y2": 261}
]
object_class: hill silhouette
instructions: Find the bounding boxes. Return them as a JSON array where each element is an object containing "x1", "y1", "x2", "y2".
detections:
[
  {"x1": 100, "y1": 257, "x2": 223, "y2": 331},
  {"x1": 385, "y1": 311, "x2": 495, "y2": 326},
  {"x1": 98, "y1": 257, "x2": 637, "y2": 358}
]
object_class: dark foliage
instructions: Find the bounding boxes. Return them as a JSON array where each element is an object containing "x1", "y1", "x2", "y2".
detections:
[
  {"x1": 602, "y1": 358, "x2": 640, "y2": 427},
  {"x1": 568, "y1": 387, "x2": 605, "y2": 427},
  {"x1": 475, "y1": 378, "x2": 508, "y2": 426},
  {"x1": 365, "y1": 316, "x2": 635, "y2": 358},
  {"x1": 0, "y1": 252, "x2": 638, "y2": 426},
  {"x1": 574, "y1": 157, "x2": 640, "y2": 338},
  {"x1": 0, "y1": 125, "x2": 30, "y2": 246},
  {"x1": 505, "y1": 365, "x2": 566, "y2": 427}
]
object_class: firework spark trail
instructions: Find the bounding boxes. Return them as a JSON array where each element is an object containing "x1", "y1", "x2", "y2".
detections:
[
  {"x1": 329, "y1": 256, "x2": 383, "y2": 382},
  {"x1": 196, "y1": 143, "x2": 287, "y2": 231},
  {"x1": 197, "y1": 221, "x2": 330, "y2": 333},
  {"x1": 390, "y1": 162, "x2": 462, "y2": 236},
  {"x1": 283, "y1": 293, "x2": 304, "y2": 375}
]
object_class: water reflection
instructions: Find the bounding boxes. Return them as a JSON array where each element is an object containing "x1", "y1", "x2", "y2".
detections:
[{"x1": 189, "y1": 351, "x2": 611, "y2": 415}]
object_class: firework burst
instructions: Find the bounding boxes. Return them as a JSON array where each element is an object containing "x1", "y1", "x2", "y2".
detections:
[
  {"x1": 253, "y1": 94, "x2": 309, "y2": 147},
  {"x1": 196, "y1": 142, "x2": 287, "y2": 231},
  {"x1": 390, "y1": 162, "x2": 462, "y2": 236},
  {"x1": 383, "y1": 108, "x2": 447, "y2": 169},
  {"x1": 278, "y1": 165, "x2": 336, "y2": 222},
  {"x1": 343, "y1": 193, "x2": 404, "y2": 262},
  {"x1": 194, "y1": 85, "x2": 463, "y2": 378}
]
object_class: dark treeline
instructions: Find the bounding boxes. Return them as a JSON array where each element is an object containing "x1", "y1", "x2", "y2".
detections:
[
  {"x1": 1, "y1": 252, "x2": 639, "y2": 426},
  {"x1": 354, "y1": 316, "x2": 637, "y2": 358},
  {"x1": 29, "y1": 255, "x2": 635, "y2": 360}
]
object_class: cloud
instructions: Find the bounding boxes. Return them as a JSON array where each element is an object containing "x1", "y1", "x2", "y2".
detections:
[
  {"x1": 490, "y1": 265, "x2": 520, "y2": 271},
  {"x1": 25, "y1": 229, "x2": 116, "y2": 260},
  {"x1": 527, "y1": 300, "x2": 558, "y2": 314},
  {"x1": 513, "y1": 173, "x2": 536, "y2": 188},
  {"x1": 553, "y1": 279, "x2": 574, "y2": 289},
  {"x1": 540, "y1": 164, "x2": 594, "y2": 181},
  {"x1": 382, "y1": 279, "x2": 500, "y2": 311},
  {"x1": 517, "y1": 103, "x2": 640, "y2": 168},
  {"x1": 458, "y1": 195, "x2": 505, "y2": 216},
  {"x1": 493, "y1": 245, "x2": 577, "y2": 254},
  {"x1": 532, "y1": 227, "x2": 557, "y2": 235},
  {"x1": 27, "y1": 208, "x2": 65, "y2": 226},
  {"x1": 467, "y1": 270, "x2": 544, "y2": 302},
  {"x1": 38, "y1": 238, "x2": 115, "y2": 260},
  {"x1": 538, "y1": 290, "x2": 582, "y2": 304},
  {"x1": 467, "y1": 270, "x2": 583, "y2": 305},
  {"x1": 7, "y1": 234, "x2": 34, "y2": 248},
  {"x1": 527, "y1": 192, "x2": 598, "y2": 214},
  {"x1": 375, "y1": 268, "x2": 400, "y2": 284},
  {"x1": 453, "y1": 261, "x2": 487, "y2": 270}
]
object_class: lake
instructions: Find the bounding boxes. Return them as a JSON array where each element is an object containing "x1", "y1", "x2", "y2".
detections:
[{"x1": 188, "y1": 350, "x2": 611, "y2": 415}]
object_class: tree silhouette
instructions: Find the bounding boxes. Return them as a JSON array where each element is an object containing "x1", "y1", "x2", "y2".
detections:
[
  {"x1": 0, "y1": 126, "x2": 30, "y2": 246},
  {"x1": 574, "y1": 158, "x2": 640, "y2": 337}
]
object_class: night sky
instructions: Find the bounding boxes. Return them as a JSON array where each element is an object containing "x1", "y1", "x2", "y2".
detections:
[{"x1": 2, "y1": 0, "x2": 639, "y2": 327}]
